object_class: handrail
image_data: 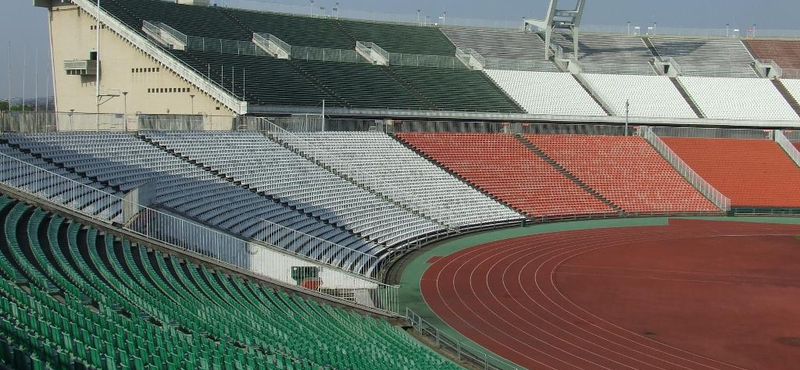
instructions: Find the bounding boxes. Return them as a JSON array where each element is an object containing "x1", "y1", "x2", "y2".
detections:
[
  {"x1": 405, "y1": 308, "x2": 522, "y2": 370},
  {"x1": 637, "y1": 126, "x2": 731, "y2": 211},
  {"x1": 775, "y1": 130, "x2": 800, "y2": 168},
  {"x1": 0, "y1": 150, "x2": 399, "y2": 313},
  {"x1": 71, "y1": 0, "x2": 246, "y2": 114}
]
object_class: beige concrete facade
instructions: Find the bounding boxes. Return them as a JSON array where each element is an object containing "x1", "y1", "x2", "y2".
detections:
[{"x1": 48, "y1": 1, "x2": 234, "y2": 129}]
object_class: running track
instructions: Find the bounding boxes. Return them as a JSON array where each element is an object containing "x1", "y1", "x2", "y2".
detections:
[{"x1": 421, "y1": 219, "x2": 800, "y2": 370}]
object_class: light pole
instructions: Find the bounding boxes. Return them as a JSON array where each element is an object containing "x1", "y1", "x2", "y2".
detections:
[
  {"x1": 122, "y1": 91, "x2": 128, "y2": 131},
  {"x1": 190, "y1": 94, "x2": 195, "y2": 115},
  {"x1": 69, "y1": 109, "x2": 75, "y2": 131},
  {"x1": 726, "y1": 23, "x2": 730, "y2": 38},
  {"x1": 625, "y1": 99, "x2": 630, "y2": 136}
]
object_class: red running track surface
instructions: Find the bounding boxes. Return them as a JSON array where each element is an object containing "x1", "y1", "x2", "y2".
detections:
[{"x1": 422, "y1": 219, "x2": 800, "y2": 370}]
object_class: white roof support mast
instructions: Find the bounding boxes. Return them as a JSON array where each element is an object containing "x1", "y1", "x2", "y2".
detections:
[{"x1": 525, "y1": 0, "x2": 587, "y2": 61}]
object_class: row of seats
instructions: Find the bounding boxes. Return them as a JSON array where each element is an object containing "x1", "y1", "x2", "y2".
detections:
[
  {"x1": 397, "y1": 133, "x2": 616, "y2": 218},
  {"x1": 677, "y1": 76, "x2": 799, "y2": 121},
  {"x1": 582, "y1": 74, "x2": 698, "y2": 118},
  {"x1": 745, "y1": 39, "x2": 800, "y2": 71},
  {"x1": 1, "y1": 133, "x2": 382, "y2": 274},
  {"x1": 663, "y1": 137, "x2": 800, "y2": 208},
  {"x1": 289, "y1": 132, "x2": 524, "y2": 229},
  {"x1": 484, "y1": 69, "x2": 607, "y2": 116},
  {"x1": 650, "y1": 36, "x2": 758, "y2": 78},
  {"x1": 552, "y1": 33, "x2": 657, "y2": 75},
  {"x1": 527, "y1": 135, "x2": 719, "y2": 214},
  {"x1": 105, "y1": 0, "x2": 456, "y2": 56},
  {"x1": 441, "y1": 28, "x2": 561, "y2": 72},
  {"x1": 0, "y1": 196, "x2": 459, "y2": 370},
  {"x1": 143, "y1": 131, "x2": 445, "y2": 249}
]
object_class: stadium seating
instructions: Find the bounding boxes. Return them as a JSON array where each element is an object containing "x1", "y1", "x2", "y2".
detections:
[
  {"x1": 484, "y1": 69, "x2": 607, "y2": 116},
  {"x1": 649, "y1": 36, "x2": 758, "y2": 78},
  {"x1": 224, "y1": 8, "x2": 355, "y2": 49},
  {"x1": 0, "y1": 133, "x2": 380, "y2": 270},
  {"x1": 662, "y1": 137, "x2": 800, "y2": 208},
  {"x1": 0, "y1": 144, "x2": 123, "y2": 220},
  {"x1": 527, "y1": 135, "x2": 719, "y2": 214},
  {"x1": 440, "y1": 28, "x2": 561, "y2": 72},
  {"x1": 143, "y1": 131, "x2": 445, "y2": 249},
  {"x1": 396, "y1": 133, "x2": 616, "y2": 218},
  {"x1": 171, "y1": 50, "x2": 334, "y2": 108},
  {"x1": 582, "y1": 74, "x2": 698, "y2": 118},
  {"x1": 745, "y1": 40, "x2": 800, "y2": 71},
  {"x1": 389, "y1": 66, "x2": 523, "y2": 113},
  {"x1": 677, "y1": 76, "x2": 798, "y2": 121},
  {"x1": 100, "y1": 0, "x2": 253, "y2": 41},
  {"x1": 0, "y1": 196, "x2": 459, "y2": 370},
  {"x1": 781, "y1": 79, "x2": 800, "y2": 103},
  {"x1": 291, "y1": 60, "x2": 429, "y2": 110},
  {"x1": 336, "y1": 19, "x2": 456, "y2": 56},
  {"x1": 290, "y1": 132, "x2": 524, "y2": 228},
  {"x1": 550, "y1": 33, "x2": 657, "y2": 75}
]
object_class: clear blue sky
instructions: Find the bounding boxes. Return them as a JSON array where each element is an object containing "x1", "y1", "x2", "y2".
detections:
[{"x1": 2, "y1": 0, "x2": 799, "y2": 100}]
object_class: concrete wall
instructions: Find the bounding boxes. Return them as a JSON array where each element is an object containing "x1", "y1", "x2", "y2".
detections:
[{"x1": 48, "y1": 2, "x2": 234, "y2": 130}]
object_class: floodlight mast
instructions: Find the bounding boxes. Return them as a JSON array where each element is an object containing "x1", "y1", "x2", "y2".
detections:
[{"x1": 525, "y1": 0, "x2": 587, "y2": 61}]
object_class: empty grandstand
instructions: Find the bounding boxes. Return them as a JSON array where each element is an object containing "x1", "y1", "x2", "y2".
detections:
[
  {"x1": 649, "y1": 36, "x2": 758, "y2": 78},
  {"x1": 485, "y1": 70, "x2": 607, "y2": 116},
  {"x1": 550, "y1": 33, "x2": 657, "y2": 75},
  {"x1": 396, "y1": 133, "x2": 617, "y2": 219},
  {"x1": 0, "y1": 196, "x2": 457, "y2": 370},
  {"x1": 526, "y1": 134, "x2": 719, "y2": 214},
  {"x1": 676, "y1": 76, "x2": 799, "y2": 121},
  {"x1": 662, "y1": 136, "x2": 800, "y2": 209},
  {"x1": 8, "y1": 0, "x2": 800, "y2": 369},
  {"x1": 581, "y1": 74, "x2": 698, "y2": 118}
]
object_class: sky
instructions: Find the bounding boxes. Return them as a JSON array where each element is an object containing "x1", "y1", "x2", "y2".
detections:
[{"x1": 2, "y1": 0, "x2": 800, "y2": 101}]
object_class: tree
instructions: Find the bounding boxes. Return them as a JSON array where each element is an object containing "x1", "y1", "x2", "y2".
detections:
[{"x1": 0, "y1": 101, "x2": 7, "y2": 112}]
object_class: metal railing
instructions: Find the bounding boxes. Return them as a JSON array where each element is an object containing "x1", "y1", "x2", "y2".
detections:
[
  {"x1": 774, "y1": 130, "x2": 800, "y2": 168},
  {"x1": 290, "y1": 46, "x2": 366, "y2": 64},
  {"x1": 0, "y1": 151, "x2": 399, "y2": 314},
  {"x1": 651, "y1": 126, "x2": 773, "y2": 139},
  {"x1": 405, "y1": 308, "x2": 522, "y2": 370},
  {"x1": 637, "y1": 126, "x2": 731, "y2": 211}
]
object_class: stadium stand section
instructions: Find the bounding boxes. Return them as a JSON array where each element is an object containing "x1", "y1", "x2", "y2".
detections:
[
  {"x1": 745, "y1": 40, "x2": 800, "y2": 71},
  {"x1": 0, "y1": 196, "x2": 458, "y2": 370},
  {"x1": 290, "y1": 132, "x2": 524, "y2": 228},
  {"x1": 582, "y1": 74, "x2": 698, "y2": 118},
  {"x1": 336, "y1": 19, "x2": 456, "y2": 56},
  {"x1": 389, "y1": 67, "x2": 522, "y2": 113},
  {"x1": 662, "y1": 137, "x2": 800, "y2": 208},
  {"x1": 170, "y1": 50, "x2": 334, "y2": 108},
  {"x1": 649, "y1": 36, "x2": 758, "y2": 78},
  {"x1": 550, "y1": 33, "x2": 657, "y2": 75},
  {"x1": 98, "y1": 0, "x2": 253, "y2": 41},
  {"x1": 143, "y1": 131, "x2": 445, "y2": 249},
  {"x1": 780, "y1": 79, "x2": 800, "y2": 104},
  {"x1": 485, "y1": 70, "x2": 607, "y2": 116},
  {"x1": 396, "y1": 133, "x2": 616, "y2": 219},
  {"x1": 0, "y1": 133, "x2": 382, "y2": 272},
  {"x1": 224, "y1": 8, "x2": 355, "y2": 49},
  {"x1": 441, "y1": 28, "x2": 561, "y2": 72},
  {"x1": 677, "y1": 76, "x2": 799, "y2": 121},
  {"x1": 527, "y1": 135, "x2": 719, "y2": 214}
]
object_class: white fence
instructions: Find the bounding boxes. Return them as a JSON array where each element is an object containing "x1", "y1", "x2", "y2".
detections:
[
  {"x1": 637, "y1": 127, "x2": 731, "y2": 211},
  {"x1": 0, "y1": 151, "x2": 399, "y2": 314},
  {"x1": 774, "y1": 130, "x2": 800, "y2": 168}
]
